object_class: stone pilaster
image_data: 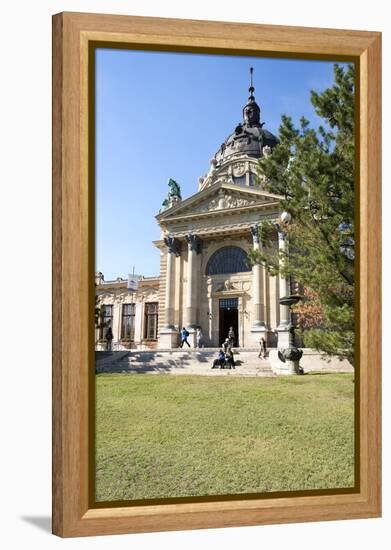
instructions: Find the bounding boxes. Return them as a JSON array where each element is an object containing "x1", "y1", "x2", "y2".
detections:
[
  {"x1": 159, "y1": 236, "x2": 180, "y2": 348},
  {"x1": 249, "y1": 224, "x2": 267, "y2": 346},
  {"x1": 184, "y1": 234, "x2": 202, "y2": 346}
]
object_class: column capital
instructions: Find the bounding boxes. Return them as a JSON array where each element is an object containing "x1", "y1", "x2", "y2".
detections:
[
  {"x1": 250, "y1": 224, "x2": 260, "y2": 244},
  {"x1": 185, "y1": 234, "x2": 202, "y2": 254},
  {"x1": 164, "y1": 236, "x2": 181, "y2": 256}
]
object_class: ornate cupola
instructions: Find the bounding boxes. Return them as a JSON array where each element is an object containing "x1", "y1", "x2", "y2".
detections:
[{"x1": 198, "y1": 68, "x2": 279, "y2": 191}]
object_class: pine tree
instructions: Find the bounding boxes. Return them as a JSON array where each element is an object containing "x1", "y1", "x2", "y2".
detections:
[{"x1": 249, "y1": 64, "x2": 355, "y2": 365}]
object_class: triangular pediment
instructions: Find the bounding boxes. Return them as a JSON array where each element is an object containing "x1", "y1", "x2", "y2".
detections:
[{"x1": 156, "y1": 181, "x2": 282, "y2": 222}]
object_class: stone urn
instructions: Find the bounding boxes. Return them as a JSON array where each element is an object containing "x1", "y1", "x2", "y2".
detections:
[{"x1": 277, "y1": 294, "x2": 303, "y2": 374}]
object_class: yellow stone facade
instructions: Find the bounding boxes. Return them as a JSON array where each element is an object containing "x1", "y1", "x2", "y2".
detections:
[{"x1": 155, "y1": 181, "x2": 285, "y2": 349}]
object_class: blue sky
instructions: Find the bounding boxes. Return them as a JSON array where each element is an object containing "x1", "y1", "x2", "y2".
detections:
[{"x1": 96, "y1": 49, "x2": 349, "y2": 279}]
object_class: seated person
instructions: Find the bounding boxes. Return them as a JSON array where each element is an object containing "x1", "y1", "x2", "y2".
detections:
[{"x1": 212, "y1": 350, "x2": 226, "y2": 369}]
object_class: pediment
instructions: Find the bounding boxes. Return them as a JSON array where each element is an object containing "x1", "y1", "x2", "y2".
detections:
[{"x1": 156, "y1": 181, "x2": 282, "y2": 222}]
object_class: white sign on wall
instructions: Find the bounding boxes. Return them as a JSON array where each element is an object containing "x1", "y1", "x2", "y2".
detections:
[{"x1": 127, "y1": 274, "x2": 141, "y2": 291}]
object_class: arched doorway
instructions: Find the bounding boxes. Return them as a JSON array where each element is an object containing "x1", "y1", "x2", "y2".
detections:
[{"x1": 206, "y1": 246, "x2": 251, "y2": 346}]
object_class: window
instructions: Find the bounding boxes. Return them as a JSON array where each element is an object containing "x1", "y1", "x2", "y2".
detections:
[
  {"x1": 144, "y1": 302, "x2": 158, "y2": 340},
  {"x1": 219, "y1": 298, "x2": 238, "y2": 310},
  {"x1": 121, "y1": 303, "x2": 135, "y2": 340},
  {"x1": 233, "y1": 175, "x2": 246, "y2": 186},
  {"x1": 206, "y1": 246, "x2": 251, "y2": 275},
  {"x1": 98, "y1": 304, "x2": 113, "y2": 340}
]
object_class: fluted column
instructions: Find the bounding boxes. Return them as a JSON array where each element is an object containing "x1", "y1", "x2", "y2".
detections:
[
  {"x1": 250, "y1": 225, "x2": 265, "y2": 327},
  {"x1": 185, "y1": 234, "x2": 202, "y2": 328}
]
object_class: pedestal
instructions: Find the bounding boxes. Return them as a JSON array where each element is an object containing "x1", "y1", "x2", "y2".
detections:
[
  {"x1": 277, "y1": 326, "x2": 291, "y2": 349},
  {"x1": 269, "y1": 348, "x2": 303, "y2": 375},
  {"x1": 158, "y1": 328, "x2": 179, "y2": 349}
]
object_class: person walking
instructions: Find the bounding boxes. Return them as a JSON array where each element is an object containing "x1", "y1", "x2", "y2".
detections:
[
  {"x1": 196, "y1": 327, "x2": 204, "y2": 348},
  {"x1": 180, "y1": 327, "x2": 191, "y2": 347},
  {"x1": 105, "y1": 326, "x2": 113, "y2": 352},
  {"x1": 258, "y1": 336, "x2": 267, "y2": 359}
]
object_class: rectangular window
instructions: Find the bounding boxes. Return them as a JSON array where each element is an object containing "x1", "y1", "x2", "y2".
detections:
[
  {"x1": 144, "y1": 302, "x2": 158, "y2": 340},
  {"x1": 219, "y1": 298, "x2": 238, "y2": 310},
  {"x1": 121, "y1": 303, "x2": 135, "y2": 340},
  {"x1": 98, "y1": 304, "x2": 113, "y2": 340}
]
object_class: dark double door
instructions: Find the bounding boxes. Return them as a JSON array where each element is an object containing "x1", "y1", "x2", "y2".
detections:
[{"x1": 219, "y1": 298, "x2": 239, "y2": 347}]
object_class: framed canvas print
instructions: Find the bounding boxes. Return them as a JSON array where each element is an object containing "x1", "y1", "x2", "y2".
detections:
[{"x1": 52, "y1": 12, "x2": 381, "y2": 537}]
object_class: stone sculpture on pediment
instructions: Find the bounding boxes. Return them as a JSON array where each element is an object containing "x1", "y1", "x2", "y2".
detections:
[{"x1": 224, "y1": 280, "x2": 235, "y2": 291}]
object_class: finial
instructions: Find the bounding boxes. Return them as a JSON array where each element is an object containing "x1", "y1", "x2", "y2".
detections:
[{"x1": 249, "y1": 67, "x2": 255, "y2": 98}]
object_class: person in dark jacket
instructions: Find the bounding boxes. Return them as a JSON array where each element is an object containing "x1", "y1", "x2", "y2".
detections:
[
  {"x1": 180, "y1": 327, "x2": 190, "y2": 347},
  {"x1": 225, "y1": 347, "x2": 235, "y2": 369},
  {"x1": 212, "y1": 350, "x2": 226, "y2": 369}
]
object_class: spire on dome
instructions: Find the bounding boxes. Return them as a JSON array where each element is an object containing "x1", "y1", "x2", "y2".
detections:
[
  {"x1": 248, "y1": 67, "x2": 255, "y2": 99},
  {"x1": 243, "y1": 67, "x2": 260, "y2": 126}
]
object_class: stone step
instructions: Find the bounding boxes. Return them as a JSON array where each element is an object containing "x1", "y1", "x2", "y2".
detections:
[{"x1": 95, "y1": 350, "x2": 274, "y2": 376}]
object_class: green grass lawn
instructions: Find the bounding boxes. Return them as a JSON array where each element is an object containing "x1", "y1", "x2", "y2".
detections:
[{"x1": 95, "y1": 374, "x2": 355, "y2": 502}]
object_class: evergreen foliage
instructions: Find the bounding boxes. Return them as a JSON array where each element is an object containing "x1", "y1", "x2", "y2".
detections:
[{"x1": 248, "y1": 64, "x2": 356, "y2": 364}]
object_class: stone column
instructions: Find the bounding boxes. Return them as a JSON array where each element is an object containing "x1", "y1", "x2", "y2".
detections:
[
  {"x1": 159, "y1": 236, "x2": 180, "y2": 348},
  {"x1": 184, "y1": 234, "x2": 202, "y2": 347},
  {"x1": 249, "y1": 224, "x2": 267, "y2": 346},
  {"x1": 112, "y1": 301, "x2": 121, "y2": 349},
  {"x1": 165, "y1": 248, "x2": 175, "y2": 328},
  {"x1": 277, "y1": 229, "x2": 291, "y2": 348},
  {"x1": 250, "y1": 224, "x2": 266, "y2": 327}
]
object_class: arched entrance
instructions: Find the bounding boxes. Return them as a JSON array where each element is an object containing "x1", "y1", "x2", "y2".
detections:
[
  {"x1": 206, "y1": 246, "x2": 251, "y2": 347},
  {"x1": 219, "y1": 297, "x2": 239, "y2": 346}
]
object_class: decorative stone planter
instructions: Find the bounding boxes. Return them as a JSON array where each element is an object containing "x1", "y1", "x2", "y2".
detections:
[{"x1": 273, "y1": 294, "x2": 304, "y2": 375}]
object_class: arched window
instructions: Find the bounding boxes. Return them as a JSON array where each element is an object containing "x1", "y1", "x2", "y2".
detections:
[{"x1": 206, "y1": 246, "x2": 251, "y2": 275}]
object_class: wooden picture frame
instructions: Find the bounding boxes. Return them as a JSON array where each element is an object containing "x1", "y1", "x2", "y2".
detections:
[{"x1": 52, "y1": 11, "x2": 381, "y2": 537}]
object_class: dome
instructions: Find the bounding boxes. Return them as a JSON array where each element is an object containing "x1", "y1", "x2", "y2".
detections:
[{"x1": 213, "y1": 68, "x2": 279, "y2": 164}]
